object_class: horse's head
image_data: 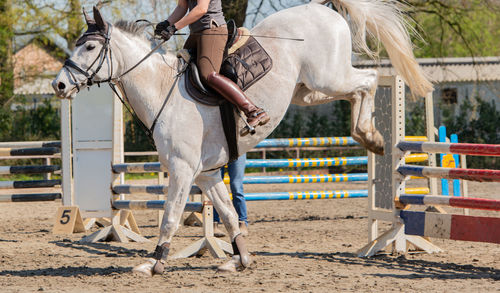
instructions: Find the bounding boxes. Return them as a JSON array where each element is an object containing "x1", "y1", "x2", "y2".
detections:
[{"x1": 53, "y1": 7, "x2": 116, "y2": 99}]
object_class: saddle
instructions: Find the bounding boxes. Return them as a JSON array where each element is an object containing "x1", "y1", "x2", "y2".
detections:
[{"x1": 179, "y1": 20, "x2": 273, "y2": 106}]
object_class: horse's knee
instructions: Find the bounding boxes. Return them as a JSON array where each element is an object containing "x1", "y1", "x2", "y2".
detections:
[{"x1": 160, "y1": 217, "x2": 178, "y2": 237}]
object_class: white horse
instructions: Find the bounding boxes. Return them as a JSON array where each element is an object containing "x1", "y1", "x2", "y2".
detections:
[{"x1": 53, "y1": 0, "x2": 432, "y2": 275}]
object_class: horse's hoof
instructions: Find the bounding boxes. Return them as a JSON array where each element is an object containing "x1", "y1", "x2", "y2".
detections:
[
  {"x1": 152, "y1": 260, "x2": 165, "y2": 275},
  {"x1": 217, "y1": 260, "x2": 237, "y2": 273},
  {"x1": 217, "y1": 256, "x2": 240, "y2": 273},
  {"x1": 216, "y1": 255, "x2": 252, "y2": 273},
  {"x1": 240, "y1": 252, "x2": 252, "y2": 268},
  {"x1": 132, "y1": 258, "x2": 156, "y2": 277},
  {"x1": 370, "y1": 131, "x2": 385, "y2": 155},
  {"x1": 369, "y1": 143, "x2": 384, "y2": 156}
]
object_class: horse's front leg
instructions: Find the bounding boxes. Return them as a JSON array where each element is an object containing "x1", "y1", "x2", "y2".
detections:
[
  {"x1": 133, "y1": 161, "x2": 196, "y2": 277},
  {"x1": 195, "y1": 170, "x2": 252, "y2": 272}
]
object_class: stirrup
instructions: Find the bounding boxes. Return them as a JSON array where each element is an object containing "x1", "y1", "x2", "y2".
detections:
[
  {"x1": 240, "y1": 122, "x2": 256, "y2": 137},
  {"x1": 237, "y1": 111, "x2": 256, "y2": 136}
]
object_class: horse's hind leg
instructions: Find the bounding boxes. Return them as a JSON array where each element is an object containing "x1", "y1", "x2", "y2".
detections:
[
  {"x1": 292, "y1": 84, "x2": 365, "y2": 145},
  {"x1": 355, "y1": 75, "x2": 384, "y2": 155},
  {"x1": 195, "y1": 171, "x2": 251, "y2": 272},
  {"x1": 297, "y1": 68, "x2": 384, "y2": 155}
]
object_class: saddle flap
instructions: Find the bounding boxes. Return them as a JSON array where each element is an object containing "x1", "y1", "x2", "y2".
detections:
[{"x1": 184, "y1": 65, "x2": 225, "y2": 106}]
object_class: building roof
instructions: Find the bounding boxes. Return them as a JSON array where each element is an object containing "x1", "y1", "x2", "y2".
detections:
[
  {"x1": 12, "y1": 34, "x2": 70, "y2": 96},
  {"x1": 14, "y1": 34, "x2": 71, "y2": 56},
  {"x1": 354, "y1": 57, "x2": 500, "y2": 83},
  {"x1": 13, "y1": 38, "x2": 67, "y2": 96}
]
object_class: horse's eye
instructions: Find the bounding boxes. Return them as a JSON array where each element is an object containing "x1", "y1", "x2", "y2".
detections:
[{"x1": 86, "y1": 44, "x2": 96, "y2": 51}]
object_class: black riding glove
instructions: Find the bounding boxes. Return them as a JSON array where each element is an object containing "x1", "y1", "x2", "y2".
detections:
[{"x1": 155, "y1": 20, "x2": 177, "y2": 41}]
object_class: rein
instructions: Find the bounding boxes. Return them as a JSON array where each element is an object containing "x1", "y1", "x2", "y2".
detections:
[{"x1": 63, "y1": 24, "x2": 177, "y2": 144}]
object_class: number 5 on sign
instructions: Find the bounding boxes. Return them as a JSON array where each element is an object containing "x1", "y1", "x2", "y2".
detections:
[{"x1": 53, "y1": 206, "x2": 86, "y2": 234}]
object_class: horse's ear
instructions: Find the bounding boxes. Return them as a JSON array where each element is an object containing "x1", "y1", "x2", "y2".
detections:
[
  {"x1": 93, "y1": 6, "x2": 108, "y2": 33},
  {"x1": 83, "y1": 8, "x2": 95, "y2": 26}
]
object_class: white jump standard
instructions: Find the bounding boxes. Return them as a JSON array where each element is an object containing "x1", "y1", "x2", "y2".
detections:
[{"x1": 358, "y1": 75, "x2": 500, "y2": 257}]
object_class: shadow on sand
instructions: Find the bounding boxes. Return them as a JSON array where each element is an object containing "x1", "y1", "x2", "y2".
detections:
[
  {"x1": 50, "y1": 240, "x2": 150, "y2": 258},
  {"x1": 254, "y1": 251, "x2": 500, "y2": 280},
  {"x1": 0, "y1": 241, "x2": 216, "y2": 277},
  {"x1": 0, "y1": 265, "x2": 132, "y2": 277}
]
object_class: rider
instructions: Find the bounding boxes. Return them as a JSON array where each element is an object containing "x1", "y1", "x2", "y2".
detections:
[{"x1": 154, "y1": 0, "x2": 270, "y2": 129}]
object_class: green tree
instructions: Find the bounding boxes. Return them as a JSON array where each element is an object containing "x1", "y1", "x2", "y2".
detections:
[
  {"x1": 407, "y1": 0, "x2": 500, "y2": 58},
  {"x1": 8, "y1": 99, "x2": 60, "y2": 141},
  {"x1": 222, "y1": 0, "x2": 248, "y2": 27},
  {"x1": 0, "y1": 0, "x2": 14, "y2": 106},
  {"x1": 290, "y1": 111, "x2": 305, "y2": 138},
  {"x1": 15, "y1": 0, "x2": 84, "y2": 50},
  {"x1": 330, "y1": 101, "x2": 350, "y2": 136},
  {"x1": 442, "y1": 96, "x2": 499, "y2": 168},
  {"x1": 406, "y1": 101, "x2": 426, "y2": 136},
  {"x1": 270, "y1": 111, "x2": 292, "y2": 138},
  {"x1": 305, "y1": 111, "x2": 331, "y2": 137}
]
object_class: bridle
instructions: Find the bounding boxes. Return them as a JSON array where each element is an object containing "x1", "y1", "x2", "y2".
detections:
[
  {"x1": 62, "y1": 23, "x2": 179, "y2": 142},
  {"x1": 63, "y1": 25, "x2": 114, "y2": 92}
]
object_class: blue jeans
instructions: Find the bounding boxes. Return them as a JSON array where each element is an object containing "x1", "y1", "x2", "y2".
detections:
[{"x1": 214, "y1": 154, "x2": 247, "y2": 224}]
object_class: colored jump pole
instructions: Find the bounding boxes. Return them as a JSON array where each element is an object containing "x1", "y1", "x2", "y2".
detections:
[
  {"x1": 0, "y1": 141, "x2": 60, "y2": 148},
  {"x1": 0, "y1": 179, "x2": 61, "y2": 189},
  {"x1": 398, "y1": 141, "x2": 500, "y2": 157},
  {"x1": 254, "y1": 136, "x2": 427, "y2": 148},
  {"x1": 450, "y1": 134, "x2": 461, "y2": 196},
  {"x1": 255, "y1": 137, "x2": 358, "y2": 147},
  {"x1": 397, "y1": 194, "x2": 500, "y2": 211},
  {"x1": 113, "y1": 200, "x2": 203, "y2": 212},
  {"x1": 398, "y1": 165, "x2": 500, "y2": 182},
  {"x1": 223, "y1": 173, "x2": 369, "y2": 184},
  {"x1": 439, "y1": 126, "x2": 450, "y2": 196},
  {"x1": 0, "y1": 165, "x2": 60, "y2": 175},
  {"x1": 112, "y1": 185, "x2": 202, "y2": 195},
  {"x1": 0, "y1": 193, "x2": 62, "y2": 202},
  {"x1": 243, "y1": 190, "x2": 368, "y2": 201},
  {"x1": 0, "y1": 147, "x2": 60, "y2": 156},
  {"x1": 113, "y1": 154, "x2": 427, "y2": 174}
]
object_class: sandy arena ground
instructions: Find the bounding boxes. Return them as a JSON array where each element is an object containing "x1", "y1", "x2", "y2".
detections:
[{"x1": 0, "y1": 180, "x2": 499, "y2": 292}]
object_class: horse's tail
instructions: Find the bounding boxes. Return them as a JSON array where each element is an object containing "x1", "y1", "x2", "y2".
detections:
[{"x1": 316, "y1": 0, "x2": 433, "y2": 97}]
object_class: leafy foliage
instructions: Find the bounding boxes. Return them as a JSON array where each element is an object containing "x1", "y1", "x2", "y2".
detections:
[
  {"x1": 0, "y1": 97, "x2": 60, "y2": 141},
  {"x1": 408, "y1": 0, "x2": 500, "y2": 58},
  {"x1": 406, "y1": 100, "x2": 426, "y2": 136},
  {"x1": 0, "y1": 0, "x2": 14, "y2": 106},
  {"x1": 441, "y1": 96, "x2": 499, "y2": 168},
  {"x1": 270, "y1": 101, "x2": 351, "y2": 138}
]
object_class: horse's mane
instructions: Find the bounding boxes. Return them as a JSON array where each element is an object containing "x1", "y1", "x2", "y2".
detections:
[
  {"x1": 114, "y1": 20, "x2": 177, "y2": 79},
  {"x1": 114, "y1": 20, "x2": 149, "y2": 38}
]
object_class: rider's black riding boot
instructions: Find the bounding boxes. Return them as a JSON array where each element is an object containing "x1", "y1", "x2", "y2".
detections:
[{"x1": 206, "y1": 72, "x2": 270, "y2": 128}]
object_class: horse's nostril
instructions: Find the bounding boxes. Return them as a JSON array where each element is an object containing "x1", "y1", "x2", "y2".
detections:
[{"x1": 58, "y1": 82, "x2": 66, "y2": 90}]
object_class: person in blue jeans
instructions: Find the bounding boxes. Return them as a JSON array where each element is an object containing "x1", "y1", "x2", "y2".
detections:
[{"x1": 213, "y1": 154, "x2": 248, "y2": 237}]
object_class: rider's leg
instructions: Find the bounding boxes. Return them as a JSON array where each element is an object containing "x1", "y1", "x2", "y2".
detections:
[
  {"x1": 197, "y1": 25, "x2": 270, "y2": 128},
  {"x1": 227, "y1": 154, "x2": 247, "y2": 224},
  {"x1": 206, "y1": 72, "x2": 270, "y2": 128}
]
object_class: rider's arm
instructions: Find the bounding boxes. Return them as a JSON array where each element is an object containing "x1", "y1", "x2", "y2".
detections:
[
  {"x1": 167, "y1": 0, "x2": 189, "y2": 26},
  {"x1": 173, "y1": 0, "x2": 210, "y2": 30}
]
